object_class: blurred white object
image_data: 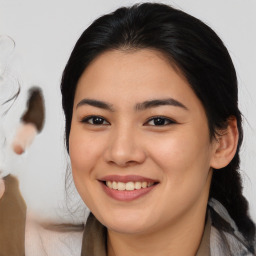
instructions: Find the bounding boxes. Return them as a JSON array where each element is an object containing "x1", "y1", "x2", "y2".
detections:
[
  {"x1": 0, "y1": 35, "x2": 15, "y2": 80},
  {"x1": 25, "y1": 212, "x2": 83, "y2": 256},
  {"x1": 12, "y1": 123, "x2": 37, "y2": 155},
  {"x1": 0, "y1": 35, "x2": 18, "y2": 107}
]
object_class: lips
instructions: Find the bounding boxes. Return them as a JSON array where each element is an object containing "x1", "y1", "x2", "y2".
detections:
[{"x1": 99, "y1": 175, "x2": 159, "y2": 201}]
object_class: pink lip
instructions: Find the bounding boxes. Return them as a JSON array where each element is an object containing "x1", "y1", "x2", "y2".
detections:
[
  {"x1": 99, "y1": 175, "x2": 158, "y2": 183},
  {"x1": 101, "y1": 182, "x2": 157, "y2": 201},
  {"x1": 99, "y1": 175, "x2": 159, "y2": 201}
]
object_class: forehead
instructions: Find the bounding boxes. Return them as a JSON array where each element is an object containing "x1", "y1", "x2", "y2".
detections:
[{"x1": 74, "y1": 49, "x2": 201, "y2": 110}]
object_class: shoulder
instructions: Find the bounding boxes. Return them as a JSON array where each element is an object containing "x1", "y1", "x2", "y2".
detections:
[{"x1": 209, "y1": 198, "x2": 256, "y2": 256}]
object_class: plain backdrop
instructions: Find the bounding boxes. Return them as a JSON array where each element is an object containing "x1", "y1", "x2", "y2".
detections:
[{"x1": 0, "y1": 0, "x2": 255, "y2": 222}]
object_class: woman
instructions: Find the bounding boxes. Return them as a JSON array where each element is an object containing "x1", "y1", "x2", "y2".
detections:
[{"x1": 61, "y1": 3, "x2": 256, "y2": 255}]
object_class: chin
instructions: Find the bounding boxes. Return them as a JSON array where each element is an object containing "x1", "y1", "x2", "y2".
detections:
[
  {"x1": 99, "y1": 209, "x2": 153, "y2": 235},
  {"x1": 107, "y1": 221, "x2": 149, "y2": 235}
]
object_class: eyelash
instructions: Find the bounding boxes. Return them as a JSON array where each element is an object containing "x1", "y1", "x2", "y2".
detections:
[
  {"x1": 81, "y1": 116, "x2": 110, "y2": 125},
  {"x1": 145, "y1": 116, "x2": 176, "y2": 126},
  {"x1": 81, "y1": 115, "x2": 176, "y2": 126}
]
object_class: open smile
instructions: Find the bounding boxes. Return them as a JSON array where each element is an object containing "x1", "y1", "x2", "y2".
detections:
[
  {"x1": 99, "y1": 175, "x2": 159, "y2": 201},
  {"x1": 105, "y1": 180, "x2": 154, "y2": 190}
]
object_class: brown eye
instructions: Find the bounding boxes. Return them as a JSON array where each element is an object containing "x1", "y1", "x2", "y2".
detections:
[
  {"x1": 145, "y1": 116, "x2": 175, "y2": 126},
  {"x1": 81, "y1": 116, "x2": 110, "y2": 125}
]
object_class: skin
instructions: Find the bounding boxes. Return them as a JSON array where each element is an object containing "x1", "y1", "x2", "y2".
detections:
[{"x1": 69, "y1": 49, "x2": 238, "y2": 256}]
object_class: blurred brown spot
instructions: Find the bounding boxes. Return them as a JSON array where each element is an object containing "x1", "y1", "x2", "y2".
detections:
[{"x1": 21, "y1": 87, "x2": 45, "y2": 132}]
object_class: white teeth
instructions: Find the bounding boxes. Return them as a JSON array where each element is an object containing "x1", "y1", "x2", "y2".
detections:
[
  {"x1": 106, "y1": 181, "x2": 155, "y2": 191},
  {"x1": 117, "y1": 182, "x2": 126, "y2": 191},
  {"x1": 135, "y1": 181, "x2": 142, "y2": 189},
  {"x1": 125, "y1": 182, "x2": 135, "y2": 191},
  {"x1": 106, "y1": 181, "x2": 112, "y2": 189},
  {"x1": 112, "y1": 181, "x2": 118, "y2": 189},
  {"x1": 141, "y1": 181, "x2": 147, "y2": 188}
]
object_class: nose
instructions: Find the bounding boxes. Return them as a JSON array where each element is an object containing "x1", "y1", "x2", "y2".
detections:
[{"x1": 103, "y1": 125, "x2": 146, "y2": 167}]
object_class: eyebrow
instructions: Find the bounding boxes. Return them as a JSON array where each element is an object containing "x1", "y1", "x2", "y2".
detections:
[
  {"x1": 76, "y1": 99, "x2": 114, "y2": 111},
  {"x1": 76, "y1": 98, "x2": 188, "y2": 111},
  {"x1": 135, "y1": 98, "x2": 188, "y2": 111}
]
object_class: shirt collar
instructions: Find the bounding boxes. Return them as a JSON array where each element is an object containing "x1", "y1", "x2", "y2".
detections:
[{"x1": 81, "y1": 212, "x2": 211, "y2": 256}]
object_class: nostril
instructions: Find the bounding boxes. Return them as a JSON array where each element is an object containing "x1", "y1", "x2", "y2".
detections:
[{"x1": 107, "y1": 159, "x2": 144, "y2": 168}]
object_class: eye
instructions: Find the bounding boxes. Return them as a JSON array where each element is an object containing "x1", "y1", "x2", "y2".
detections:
[
  {"x1": 81, "y1": 115, "x2": 110, "y2": 125},
  {"x1": 145, "y1": 116, "x2": 175, "y2": 126}
]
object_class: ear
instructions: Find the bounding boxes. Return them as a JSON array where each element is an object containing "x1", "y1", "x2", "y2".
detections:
[{"x1": 210, "y1": 117, "x2": 239, "y2": 169}]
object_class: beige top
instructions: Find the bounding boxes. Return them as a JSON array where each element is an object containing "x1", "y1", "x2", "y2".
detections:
[{"x1": 81, "y1": 213, "x2": 211, "y2": 256}]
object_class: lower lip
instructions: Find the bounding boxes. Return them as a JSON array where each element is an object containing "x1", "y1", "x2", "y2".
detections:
[{"x1": 101, "y1": 182, "x2": 157, "y2": 201}]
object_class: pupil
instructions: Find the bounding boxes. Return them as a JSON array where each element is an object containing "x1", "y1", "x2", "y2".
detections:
[
  {"x1": 93, "y1": 117, "x2": 103, "y2": 124},
  {"x1": 154, "y1": 118, "x2": 165, "y2": 125}
]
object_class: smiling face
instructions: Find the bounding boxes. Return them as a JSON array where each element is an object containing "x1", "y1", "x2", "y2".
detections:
[{"x1": 69, "y1": 49, "x2": 218, "y2": 235}]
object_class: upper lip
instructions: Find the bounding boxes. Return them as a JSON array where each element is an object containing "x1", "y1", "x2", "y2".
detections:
[{"x1": 99, "y1": 175, "x2": 159, "y2": 183}]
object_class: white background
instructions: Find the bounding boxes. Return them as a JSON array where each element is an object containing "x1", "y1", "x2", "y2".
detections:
[{"x1": 0, "y1": 0, "x2": 255, "y2": 222}]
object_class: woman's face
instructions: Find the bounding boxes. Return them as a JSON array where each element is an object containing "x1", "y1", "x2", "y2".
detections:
[{"x1": 69, "y1": 49, "x2": 217, "y2": 235}]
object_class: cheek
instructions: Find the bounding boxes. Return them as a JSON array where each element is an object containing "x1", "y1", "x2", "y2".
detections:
[
  {"x1": 147, "y1": 126, "x2": 212, "y2": 184},
  {"x1": 68, "y1": 126, "x2": 110, "y2": 204},
  {"x1": 69, "y1": 127, "x2": 103, "y2": 206},
  {"x1": 145, "y1": 128, "x2": 212, "y2": 220},
  {"x1": 69, "y1": 128, "x2": 104, "y2": 176}
]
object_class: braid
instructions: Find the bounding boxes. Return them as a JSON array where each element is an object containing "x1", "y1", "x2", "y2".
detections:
[{"x1": 210, "y1": 156, "x2": 255, "y2": 242}]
